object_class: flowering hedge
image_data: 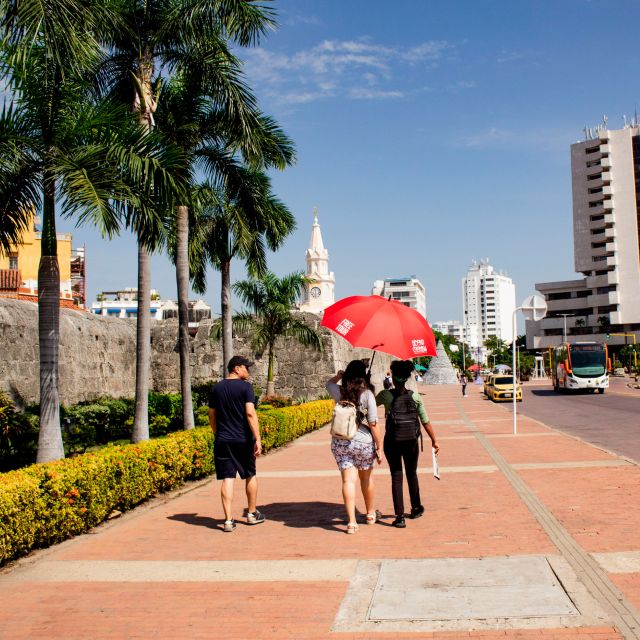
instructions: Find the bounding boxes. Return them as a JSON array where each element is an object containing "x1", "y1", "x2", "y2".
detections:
[{"x1": 0, "y1": 399, "x2": 333, "y2": 565}]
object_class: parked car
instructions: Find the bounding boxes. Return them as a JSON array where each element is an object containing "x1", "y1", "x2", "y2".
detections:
[
  {"x1": 487, "y1": 375, "x2": 522, "y2": 402},
  {"x1": 483, "y1": 374, "x2": 496, "y2": 397}
]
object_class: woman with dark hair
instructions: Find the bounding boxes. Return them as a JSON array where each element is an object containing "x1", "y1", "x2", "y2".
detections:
[
  {"x1": 327, "y1": 360, "x2": 382, "y2": 534},
  {"x1": 376, "y1": 360, "x2": 439, "y2": 528}
]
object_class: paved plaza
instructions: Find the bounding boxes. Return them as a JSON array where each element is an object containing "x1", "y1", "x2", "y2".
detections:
[{"x1": 1, "y1": 384, "x2": 639, "y2": 639}]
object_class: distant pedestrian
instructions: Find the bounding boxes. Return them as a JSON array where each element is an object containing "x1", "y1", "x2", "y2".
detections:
[
  {"x1": 327, "y1": 360, "x2": 383, "y2": 534},
  {"x1": 383, "y1": 371, "x2": 393, "y2": 390},
  {"x1": 460, "y1": 374, "x2": 468, "y2": 397},
  {"x1": 208, "y1": 356, "x2": 265, "y2": 533},
  {"x1": 376, "y1": 360, "x2": 439, "y2": 528}
]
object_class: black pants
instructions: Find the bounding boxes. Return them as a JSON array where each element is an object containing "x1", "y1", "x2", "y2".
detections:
[{"x1": 383, "y1": 437, "x2": 421, "y2": 516}]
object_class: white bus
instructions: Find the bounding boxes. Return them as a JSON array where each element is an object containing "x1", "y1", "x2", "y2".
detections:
[{"x1": 551, "y1": 342, "x2": 610, "y2": 394}]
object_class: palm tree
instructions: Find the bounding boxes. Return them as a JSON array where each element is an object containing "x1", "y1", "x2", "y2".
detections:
[
  {"x1": 0, "y1": 1, "x2": 182, "y2": 461},
  {"x1": 230, "y1": 271, "x2": 323, "y2": 396},
  {"x1": 99, "y1": 0, "x2": 277, "y2": 441},
  {"x1": 189, "y1": 168, "x2": 296, "y2": 373},
  {"x1": 155, "y1": 66, "x2": 295, "y2": 429}
]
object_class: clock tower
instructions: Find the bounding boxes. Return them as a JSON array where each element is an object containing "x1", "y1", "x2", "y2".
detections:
[{"x1": 299, "y1": 207, "x2": 335, "y2": 314}]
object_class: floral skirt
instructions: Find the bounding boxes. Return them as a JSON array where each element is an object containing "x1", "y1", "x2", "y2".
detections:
[{"x1": 331, "y1": 436, "x2": 376, "y2": 471}]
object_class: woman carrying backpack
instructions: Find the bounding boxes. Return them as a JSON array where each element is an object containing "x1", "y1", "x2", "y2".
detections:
[
  {"x1": 376, "y1": 360, "x2": 439, "y2": 528},
  {"x1": 326, "y1": 360, "x2": 382, "y2": 534}
]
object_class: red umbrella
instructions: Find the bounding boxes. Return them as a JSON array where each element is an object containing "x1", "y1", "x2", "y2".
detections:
[
  {"x1": 467, "y1": 364, "x2": 481, "y2": 371},
  {"x1": 321, "y1": 295, "x2": 437, "y2": 360}
]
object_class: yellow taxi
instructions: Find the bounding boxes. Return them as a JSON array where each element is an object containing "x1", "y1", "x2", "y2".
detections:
[
  {"x1": 483, "y1": 374, "x2": 496, "y2": 397},
  {"x1": 488, "y1": 375, "x2": 522, "y2": 402}
]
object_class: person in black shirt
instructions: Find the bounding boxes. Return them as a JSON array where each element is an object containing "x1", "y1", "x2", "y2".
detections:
[{"x1": 209, "y1": 356, "x2": 265, "y2": 532}]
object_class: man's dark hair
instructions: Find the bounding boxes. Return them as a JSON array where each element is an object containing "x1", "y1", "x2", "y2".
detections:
[{"x1": 390, "y1": 360, "x2": 414, "y2": 381}]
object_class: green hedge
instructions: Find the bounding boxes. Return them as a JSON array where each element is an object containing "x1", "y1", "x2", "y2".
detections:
[{"x1": 0, "y1": 399, "x2": 333, "y2": 565}]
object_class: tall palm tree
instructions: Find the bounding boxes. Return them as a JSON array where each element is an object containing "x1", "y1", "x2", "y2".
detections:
[
  {"x1": 189, "y1": 168, "x2": 296, "y2": 372},
  {"x1": 156, "y1": 64, "x2": 295, "y2": 428},
  {"x1": 0, "y1": 0, "x2": 182, "y2": 461},
  {"x1": 99, "y1": 0, "x2": 277, "y2": 441},
  {"x1": 231, "y1": 271, "x2": 323, "y2": 396}
]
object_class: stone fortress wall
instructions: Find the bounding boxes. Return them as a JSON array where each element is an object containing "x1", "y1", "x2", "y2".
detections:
[{"x1": 0, "y1": 300, "x2": 394, "y2": 406}]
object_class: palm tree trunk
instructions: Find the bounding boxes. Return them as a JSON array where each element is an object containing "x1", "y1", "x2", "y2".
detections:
[
  {"x1": 221, "y1": 258, "x2": 233, "y2": 371},
  {"x1": 176, "y1": 205, "x2": 194, "y2": 429},
  {"x1": 266, "y1": 343, "x2": 275, "y2": 397},
  {"x1": 132, "y1": 244, "x2": 151, "y2": 442},
  {"x1": 132, "y1": 57, "x2": 156, "y2": 442},
  {"x1": 36, "y1": 169, "x2": 64, "y2": 462}
]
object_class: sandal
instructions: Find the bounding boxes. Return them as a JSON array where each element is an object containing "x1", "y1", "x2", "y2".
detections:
[
  {"x1": 366, "y1": 510, "x2": 382, "y2": 524},
  {"x1": 346, "y1": 522, "x2": 359, "y2": 534}
]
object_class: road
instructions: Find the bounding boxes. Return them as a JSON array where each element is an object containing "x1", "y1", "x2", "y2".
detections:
[{"x1": 516, "y1": 376, "x2": 640, "y2": 464}]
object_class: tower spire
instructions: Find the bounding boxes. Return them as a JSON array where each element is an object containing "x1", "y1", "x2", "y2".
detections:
[{"x1": 300, "y1": 206, "x2": 335, "y2": 314}]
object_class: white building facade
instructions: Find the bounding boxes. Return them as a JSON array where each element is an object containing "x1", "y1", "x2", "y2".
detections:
[
  {"x1": 299, "y1": 208, "x2": 335, "y2": 314},
  {"x1": 527, "y1": 122, "x2": 640, "y2": 348},
  {"x1": 432, "y1": 320, "x2": 466, "y2": 342},
  {"x1": 91, "y1": 288, "x2": 211, "y2": 326},
  {"x1": 371, "y1": 277, "x2": 427, "y2": 318},
  {"x1": 462, "y1": 260, "x2": 516, "y2": 350}
]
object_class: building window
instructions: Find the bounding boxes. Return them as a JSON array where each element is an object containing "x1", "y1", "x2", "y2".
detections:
[{"x1": 8, "y1": 254, "x2": 18, "y2": 270}]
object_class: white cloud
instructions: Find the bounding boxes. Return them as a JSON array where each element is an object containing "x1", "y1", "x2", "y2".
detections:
[
  {"x1": 242, "y1": 37, "x2": 453, "y2": 106},
  {"x1": 454, "y1": 127, "x2": 513, "y2": 148},
  {"x1": 452, "y1": 125, "x2": 575, "y2": 153},
  {"x1": 349, "y1": 88, "x2": 404, "y2": 100}
]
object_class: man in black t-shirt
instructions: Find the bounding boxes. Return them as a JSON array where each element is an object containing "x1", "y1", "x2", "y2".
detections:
[{"x1": 208, "y1": 356, "x2": 265, "y2": 533}]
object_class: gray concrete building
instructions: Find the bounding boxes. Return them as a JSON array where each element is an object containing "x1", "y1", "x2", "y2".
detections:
[{"x1": 527, "y1": 122, "x2": 640, "y2": 349}]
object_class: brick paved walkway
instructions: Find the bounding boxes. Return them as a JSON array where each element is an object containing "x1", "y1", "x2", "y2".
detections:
[{"x1": 1, "y1": 384, "x2": 639, "y2": 639}]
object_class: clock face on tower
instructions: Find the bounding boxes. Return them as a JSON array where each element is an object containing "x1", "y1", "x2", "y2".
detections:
[{"x1": 310, "y1": 286, "x2": 321, "y2": 299}]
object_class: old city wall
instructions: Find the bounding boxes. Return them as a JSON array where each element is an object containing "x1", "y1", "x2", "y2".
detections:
[{"x1": 0, "y1": 300, "x2": 393, "y2": 406}]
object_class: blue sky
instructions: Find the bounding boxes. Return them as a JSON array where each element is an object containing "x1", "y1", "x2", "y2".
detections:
[{"x1": 69, "y1": 0, "x2": 640, "y2": 325}]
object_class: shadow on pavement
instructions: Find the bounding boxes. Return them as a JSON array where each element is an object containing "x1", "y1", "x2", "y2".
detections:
[
  {"x1": 530, "y1": 389, "x2": 559, "y2": 397},
  {"x1": 167, "y1": 512, "x2": 218, "y2": 530},
  {"x1": 259, "y1": 501, "x2": 396, "y2": 532}
]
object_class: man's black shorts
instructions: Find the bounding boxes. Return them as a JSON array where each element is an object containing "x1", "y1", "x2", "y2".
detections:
[{"x1": 214, "y1": 441, "x2": 256, "y2": 480}]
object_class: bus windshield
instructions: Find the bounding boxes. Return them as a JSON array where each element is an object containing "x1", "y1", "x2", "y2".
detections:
[{"x1": 570, "y1": 348, "x2": 606, "y2": 377}]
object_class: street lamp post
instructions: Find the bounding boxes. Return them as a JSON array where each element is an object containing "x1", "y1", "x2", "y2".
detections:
[{"x1": 559, "y1": 313, "x2": 573, "y2": 343}]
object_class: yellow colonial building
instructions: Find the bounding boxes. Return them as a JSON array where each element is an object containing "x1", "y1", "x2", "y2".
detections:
[{"x1": 0, "y1": 216, "x2": 85, "y2": 308}]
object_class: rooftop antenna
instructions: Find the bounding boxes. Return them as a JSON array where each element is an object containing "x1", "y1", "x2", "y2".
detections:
[{"x1": 623, "y1": 114, "x2": 628, "y2": 128}]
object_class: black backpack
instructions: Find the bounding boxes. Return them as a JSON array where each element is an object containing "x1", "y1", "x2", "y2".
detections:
[{"x1": 387, "y1": 389, "x2": 421, "y2": 443}]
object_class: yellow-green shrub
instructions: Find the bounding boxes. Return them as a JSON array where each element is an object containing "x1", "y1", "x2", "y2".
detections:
[
  {"x1": 0, "y1": 400, "x2": 333, "y2": 565},
  {"x1": 258, "y1": 400, "x2": 333, "y2": 451},
  {"x1": 0, "y1": 428, "x2": 214, "y2": 565}
]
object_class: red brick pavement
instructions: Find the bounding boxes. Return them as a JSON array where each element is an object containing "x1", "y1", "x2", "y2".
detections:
[{"x1": 0, "y1": 383, "x2": 636, "y2": 639}]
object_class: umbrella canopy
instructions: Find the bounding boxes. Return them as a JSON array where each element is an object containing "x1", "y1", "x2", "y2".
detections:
[
  {"x1": 467, "y1": 364, "x2": 481, "y2": 371},
  {"x1": 494, "y1": 364, "x2": 512, "y2": 371},
  {"x1": 321, "y1": 295, "x2": 437, "y2": 360}
]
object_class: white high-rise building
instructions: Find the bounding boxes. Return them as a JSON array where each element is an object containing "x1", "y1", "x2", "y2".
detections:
[
  {"x1": 299, "y1": 208, "x2": 335, "y2": 314},
  {"x1": 372, "y1": 277, "x2": 427, "y2": 317},
  {"x1": 462, "y1": 259, "x2": 516, "y2": 349},
  {"x1": 527, "y1": 121, "x2": 640, "y2": 348},
  {"x1": 432, "y1": 320, "x2": 466, "y2": 342}
]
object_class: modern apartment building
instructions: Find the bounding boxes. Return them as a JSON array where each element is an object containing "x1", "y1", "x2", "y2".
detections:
[
  {"x1": 432, "y1": 320, "x2": 466, "y2": 342},
  {"x1": 527, "y1": 122, "x2": 640, "y2": 348},
  {"x1": 372, "y1": 276, "x2": 427, "y2": 318},
  {"x1": 462, "y1": 260, "x2": 516, "y2": 350}
]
